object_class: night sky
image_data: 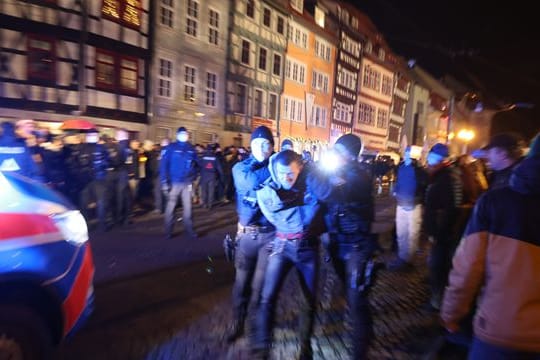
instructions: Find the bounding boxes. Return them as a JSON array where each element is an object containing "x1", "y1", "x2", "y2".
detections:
[{"x1": 349, "y1": 0, "x2": 540, "y2": 138}]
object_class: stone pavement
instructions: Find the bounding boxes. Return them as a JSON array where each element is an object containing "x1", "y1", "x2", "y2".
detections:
[{"x1": 59, "y1": 196, "x2": 453, "y2": 360}]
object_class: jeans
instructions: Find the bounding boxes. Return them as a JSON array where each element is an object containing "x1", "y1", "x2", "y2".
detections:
[
  {"x1": 200, "y1": 178, "x2": 217, "y2": 208},
  {"x1": 253, "y1": 238, "x2": 319, "y2": 353},
  {"x1": 231, "y1": 229, "x2": 275, "y2": 329},
  {"x1": 164, "y1": 182, "x2": 194, "y2": 236},
  {"x1": 469, "y1": 338, "x2": 540, "y2": 360},
  {"x1": 395, "y1": 204, "x2": 423, "y2": 262},
  {"x1": 329, "y1": 238, "x2": 374, "y2": 359},
  {"x1": 79, "y1": 179, "x2": 107, "y2": 231}
]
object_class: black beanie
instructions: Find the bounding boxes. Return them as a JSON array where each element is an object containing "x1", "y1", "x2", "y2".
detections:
[
  {"x1": 177, "y1": 126, "x2": 187, "y2": 133},
  {"x1": 335, "y1": 133, "x2": 362, "y2": 157},
  {"x1": 251, "y1": 126, "x2": 274, "y2": 145}
]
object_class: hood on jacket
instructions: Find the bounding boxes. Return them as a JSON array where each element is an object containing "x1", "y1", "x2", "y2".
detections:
[{"x1": 510, "y1": 156, "x2": 540, "y2": 195}]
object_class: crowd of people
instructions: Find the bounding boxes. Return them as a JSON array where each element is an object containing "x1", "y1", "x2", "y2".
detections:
[{"x1": 1, "y1": 118, "x2": 539, "y2": 359}]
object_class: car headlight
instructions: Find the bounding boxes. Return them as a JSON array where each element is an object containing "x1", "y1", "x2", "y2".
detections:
[{"x1": 51, "y1": 210, "x2": 89, "y2": 245}]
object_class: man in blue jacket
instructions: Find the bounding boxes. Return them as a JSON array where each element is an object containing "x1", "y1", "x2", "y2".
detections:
[
  {"x1": 226, "y1": 125, "x2": 275, "y2": 343},
  {"x1": 390, "y1": 146, "x2": 428, "y2": 270},
  {"x1": 0, "y1": 121, "x2": 41, "y2": 181},
  {"x1": 160, "y1": 127, "x2": 199, "y2": 239},
  {"x1": 252, "y1": 150, "x2": 327, "y2": 359}
]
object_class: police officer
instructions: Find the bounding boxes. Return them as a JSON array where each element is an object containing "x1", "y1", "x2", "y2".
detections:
[
  {"x1": 252, "y1": 150, "x2": 327, "y2": 359},
  {"x1": 316, "y1": 134, "x2": 376, "y2": 359},
  {"x1": 227, "y1": 125, "x2": 276, "y2": 343},
  {"x1": 160, "y1": 127, "x2": 199, "y2": 239},
  {"x1": 0, "y1": 121, "x2": 41, "y2": 181},
  {"x1": 198, "y1": 144, "x2": 223, "y2": 209},
  {"x1": 78, "y1": 129, "x2": 110, "y2": 232}
]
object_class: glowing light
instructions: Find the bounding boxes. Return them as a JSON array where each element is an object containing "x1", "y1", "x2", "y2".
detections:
[{"x1": 457, "y1": 129, "x2": 475, "y2": 142}]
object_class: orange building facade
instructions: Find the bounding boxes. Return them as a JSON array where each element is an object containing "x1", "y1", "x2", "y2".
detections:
[{"x1": 278, "y1": 3, "x2": 337, "y2": 159}]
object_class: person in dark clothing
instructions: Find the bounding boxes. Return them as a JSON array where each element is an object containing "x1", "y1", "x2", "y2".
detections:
[
  {"x1": 424, "y1": 143, "x2": 461, "y2": 310},
  {"x1": 252, "y1": 150, "x2": 327, "y2": 360},
  {"x1": 0, "y1": 121, "x2": 42, "y2": 181},
  {"x1": 198, "y1": 144, "x2": 223, "y2": 209},
  {"x1": 390, "y1": 146, "x2": 428, "y2": 270},
  {"x1": 482, "y1": 133, "x2": 524, "y2": 190},
  {"x1": 78, "y1": 129, "x2": 110, "y2": 232},
  {"x1": 41, "y1": 136, "x2": 67, "y2": 195},
  {"x1": 223, "y1": 146, "x2": 239, "y2": 203},
  {"x1": 316, "y1": 134, "x2": 377, "y2": 359},
  {"x1": 226, "y1": 126, "x2": 276, "y2": 344},
  {"x1": 160, "y1": 127, "x2": 199, "y2": 239},
  {"x1": 150, "y1": 139, "x2": 169, "y2": 214}
]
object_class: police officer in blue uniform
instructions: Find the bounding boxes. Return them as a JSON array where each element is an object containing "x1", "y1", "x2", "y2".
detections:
[
  {"x1": 160, "y1": 127, "x2": 199, "y2": 239},
  {"x1": 316, "y1": 134, "x2": 376, "y2": 359},
  {"x1": 78, "y1": 129, "x2": 110, "y2": 232},
  {"x1": 226, "y1": 126, "x2": 276, "y2": 343},
  {"x1": 0, "y1": 121, "x2": 41, "y2": 181}
]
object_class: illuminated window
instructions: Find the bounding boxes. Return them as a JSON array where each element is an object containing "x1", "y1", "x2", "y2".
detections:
[
  {"x1": 290, "y1": 0, "x2": 303, "y2": 13},
  {"x1": 314, "y1": 6, "x2": 325, "y2": 28},
  {"x1": 160, "y1": 0, "x2": 174, "y2": 28},
  {"x1": 27, "y1": 35, "x2": 56, "y2": 83},
  {"x1": 184, "y1": 65, "x2": 196, "y2": 102},
  {"x1": 208, "y1": 9, "x2": 219, "y2": 45},
  {"x1": 120, "y1": 57, "x2": 138, "y2": 92},
  {"x1": 102, "y1": 0, "x2": 142, "y2": 30},
  {"x1": 96, "y1": 50, "x2": 116, "y2": 90},
  {"x1": 206, "y1": 72, "x2": 217, "y2": 107},
  {"x1": 96, "y1": 49, "x2": 139, "y2": 93}
]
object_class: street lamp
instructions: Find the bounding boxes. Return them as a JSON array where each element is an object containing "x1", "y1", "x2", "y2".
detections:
[{"x1": 457, "y1": 129, "x2": 475, "y2": 154}]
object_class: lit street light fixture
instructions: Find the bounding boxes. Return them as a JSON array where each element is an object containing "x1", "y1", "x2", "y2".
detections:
[{"x1": 457, "y1": 129, "x2": 475, "y2": 154}]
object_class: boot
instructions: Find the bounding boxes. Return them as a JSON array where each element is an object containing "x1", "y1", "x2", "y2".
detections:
[{"x1": 226, "y1": 316, "x2": 245, "y2": 343}]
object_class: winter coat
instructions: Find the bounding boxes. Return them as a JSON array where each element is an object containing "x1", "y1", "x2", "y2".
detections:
[{"x1": 441, "y1": 155, "x2": 540, "y2": 352}]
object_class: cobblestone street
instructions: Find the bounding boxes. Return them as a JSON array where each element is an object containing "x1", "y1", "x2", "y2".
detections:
[{"x1": 58, "y1": 196, "x2": 451, "y2": 360}]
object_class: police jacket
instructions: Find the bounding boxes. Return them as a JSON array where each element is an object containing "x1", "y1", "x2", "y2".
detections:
[
  {"x1": 256, "y1": 157, "x2": 325, "y2": 238},
  {"x1": 232, "y1": 155, "x2": 274, "y2": 228},
  {"x1": 0, "y1": 127, "x2": 41, "y2": 181},
  {"x1": 199, "y1": 149, "x2": 223, "y2": 182},
  {"x1": 159, "y1": 141, "x2": 198, "y2": 184},
  {"x1": 78, "y1": 142, "x2": 110, "y2": 183},
  {"x1": 104, "y1": 141, "x2": 123, "y2": 171},
  {"x1": 118, "y1": 140, "x2": 139, "y2": 179},
  {"x1": 312, "y1": 161, "x2": 374, "y2": 238}
]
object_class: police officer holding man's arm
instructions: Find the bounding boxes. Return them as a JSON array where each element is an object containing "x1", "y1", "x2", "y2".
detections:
[
  {"x1": 313, "y1": 134, "x2": 376, "y2": 359},
  {"x1": 226, "y1": 126, "x2": 276, "y2": 343}
]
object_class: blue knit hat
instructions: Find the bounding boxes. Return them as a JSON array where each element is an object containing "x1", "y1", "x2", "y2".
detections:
[{"x1": 429, "y1": 143, "x2": 449, "y2": 158}]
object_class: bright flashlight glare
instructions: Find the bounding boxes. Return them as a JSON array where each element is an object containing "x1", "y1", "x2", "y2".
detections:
[{"x1": 320, "y1": 151, "x2": 341, "y2": 172}]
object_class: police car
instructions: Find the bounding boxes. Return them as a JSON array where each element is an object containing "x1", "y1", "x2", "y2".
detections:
[{"x1": 0, "y1": 171, "x2": 94, "y2": 359}]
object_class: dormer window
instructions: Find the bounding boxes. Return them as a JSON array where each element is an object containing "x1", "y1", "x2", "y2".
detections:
[
  {"x1": 365, "y1": 41, "x2": 372, "y2": 54},
  {"x1": 290, "y1": 0, "x2": 303, "y2": 13},
  {"x1": 315, "y1": 6, "x2": 325, "y2": 28},
  {"x1": 378, "y1": 48, "x2": 385, "y2": 61}
]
